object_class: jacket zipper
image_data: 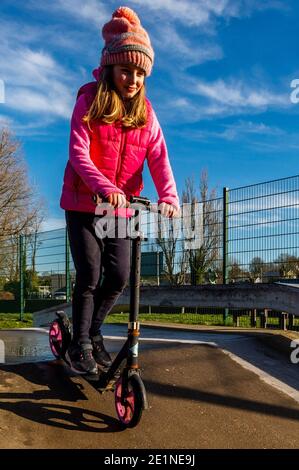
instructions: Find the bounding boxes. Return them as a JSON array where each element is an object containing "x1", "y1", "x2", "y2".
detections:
[{"x1": 116, "y1": 126, "x2": 126, "y2": 183}]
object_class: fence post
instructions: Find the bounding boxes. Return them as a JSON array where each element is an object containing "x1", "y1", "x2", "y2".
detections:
[
  {"x1": 156, "y1": 250, "x2": 160, "y2": 286},
  {"x1": 279, "y1": 312, "x2": 287, "y2": 331},
  {"x1": 233, "y1": 311, "x2": 239, "y2": 327},
  {"x1": 251, "y1": 309, "x2": 257, "y2": 327},
  {"x1": 65, "y1": 228, "x2": 71, "y2": 302},
  {"x1": 19, "y1": 234, "x2": 24, "y2": 321},
  {"x1": 223, "y1": 187, "x2": 229, "y2": 323},
  {"x1": 261, "y1": 309, "x2": 268, "y2": 328},
  {"x1": 289, "y1": 314, "x2": 295, "y2": 330}
]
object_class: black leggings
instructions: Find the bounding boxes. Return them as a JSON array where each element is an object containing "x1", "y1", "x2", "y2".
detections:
[{"x1": 65, "y1": 210, "x2": 131, "y2": 344}]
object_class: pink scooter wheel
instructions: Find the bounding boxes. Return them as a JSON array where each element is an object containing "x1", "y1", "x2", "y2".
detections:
[
  {"x1": 114, "y1": 374, "x2": 144, "y2": 428},
  {"x1": 49, "y1": 321, "x2": 63, "y2": 359}
]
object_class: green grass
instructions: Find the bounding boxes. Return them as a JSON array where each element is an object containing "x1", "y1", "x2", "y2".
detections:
[
  {"x1": 106, "y1": 312, "x2": 299, "y2": 329},
  {"x1": 0, "y1": 313, "x2": 33, "y2": 329},
  {"x1": 107, "y1": 312, "x2": 244, "y2": 326},
  {"x1": 1, "y1": 311, "x2": 298, "y2": 330}
]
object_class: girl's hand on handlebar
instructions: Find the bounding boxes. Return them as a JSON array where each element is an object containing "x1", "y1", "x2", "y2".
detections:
[
  {"x1": 158, "y1": 202, "x2": 180, "y2": 218},
  {"x1": 107, "y1": 192, "x2": 129, "y2": 208}
]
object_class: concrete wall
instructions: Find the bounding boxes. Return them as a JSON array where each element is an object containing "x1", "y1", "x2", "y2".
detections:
[{"x1": 33, "y1": 283, "x2": 299, "y2": 327}]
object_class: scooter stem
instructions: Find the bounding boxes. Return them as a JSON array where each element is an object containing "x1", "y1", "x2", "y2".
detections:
[
  {"x1": 129, "y1": 236, "x2": 141, "y2": 324},
  {"x1": 126, "y1": 233, "x2": 142, "y2": 370}
]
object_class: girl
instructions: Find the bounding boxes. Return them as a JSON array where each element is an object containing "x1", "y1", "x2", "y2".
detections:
[{"x1": 60, "y1": 6, "x2": 180, "y2": 376}]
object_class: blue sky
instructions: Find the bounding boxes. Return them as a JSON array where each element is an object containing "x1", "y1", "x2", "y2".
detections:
[{"x1": 1, "y1": 0, "x2": 299, "y2": 232}]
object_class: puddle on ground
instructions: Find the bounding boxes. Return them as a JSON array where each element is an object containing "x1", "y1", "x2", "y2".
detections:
[{"x1": 0, "y1": 330, "x2": 53, "y2": 364}]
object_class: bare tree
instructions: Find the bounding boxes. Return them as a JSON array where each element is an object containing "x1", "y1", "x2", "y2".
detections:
[
  {"x1": 26, "y1": 210, "x2": 46, "y2": 273},
  {"x1": 182, "y1": 170, "x2": 221, "y2": 285},
  {"x1": 228, "y1": 259, "x2": 246, "y2": 282},
  {"x1": 249, "y1": 256, "x2": 264, "y2": 282},
  {"x1": 0, "y1": 128, "x2": 43, "y2": 236},
  {"x1": 0, "y1": 128, "x2": 46, "y2": 285},
  {"x1": 155, "y1": 170, "x2": 221, "y2": 286},
  {"x1": 275, "y1": 254, "x2": 299, "y2": 278},
  {"x1": 156, "y1": 221, "x2": 188, "y2": 285}
]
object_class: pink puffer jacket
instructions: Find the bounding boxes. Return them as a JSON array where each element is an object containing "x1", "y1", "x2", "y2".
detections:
[{"x1": 60, "y1": 67, "x2": 179, "y2": 217}]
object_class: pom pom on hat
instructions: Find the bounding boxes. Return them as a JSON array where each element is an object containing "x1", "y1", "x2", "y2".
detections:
[
  {"x1": 100, "y1": 6, "x2": 154, "y2": 77},
  {"x1": 112, "y1": 6, "x2": 140, "y2": 25}
]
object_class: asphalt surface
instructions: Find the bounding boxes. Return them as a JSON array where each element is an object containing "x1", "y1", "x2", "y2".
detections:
[{"x1": 0, "y1": 325, "x2": 299, "y2": 449}]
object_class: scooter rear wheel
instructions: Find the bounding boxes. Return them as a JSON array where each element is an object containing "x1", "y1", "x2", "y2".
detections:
[
  {"x1": 49, "y1": 320, "x2": 63, "y2": 359},
  {"x1": 114, "y1": 374, "x2": 144, "y2": 428}
]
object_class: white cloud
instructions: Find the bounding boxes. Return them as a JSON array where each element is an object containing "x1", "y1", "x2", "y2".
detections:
[
  {"x1": 0, "y1": 14, "x2": 98, "y2": 56},
  {"x1": 169, "y1": 118, "x2": 299, "y2": 155},
  {"x1": 229, "y1": 193, "x2": 299, "y2": 216},
  {"x1": 168, "y1": 120, "x2": 285, "y2": 144},
  {"x1": 0, "y1": 113, "x2": 60, "y2": 138},
  {"x1": 130, "y1": 0, "x2": 237, "y2": 26},
  {"x1": 56, "y1": 0, "x2": 108, "y2": 24},
  {"x1": 194, "y1": 78, "x2": 287, "y2": 108},
  {"x1": 152, "y1": 23, "x2": 223, "y2": 69},
  {"x1": 154, "y1": 77, "x2": 288, "y2": 124},
  {"x1": 26, "y1": 0, "x2": 109, "y2": 27},
  {"x1": 249, "y1": 136, "x2": 299, "y2": 153},
  {"x1": 219, "y1": 120, "x2": 285, "y2": 140},
  {"x1": 155, "y1": 72, "x2": 289, "y2": 124},
  {"x1": 0, "y1": 18, "x2": 40, "y2": 45},
  {"x1": 0, "y1": 13, "x2": 96, "y2": 125},
  {"x1": 40, "y1": 217, "x2": 66, "y2": 232},
  {"x1": 0, "y1": 25, "x2": 76, "y2": 119},
  {"x1": 130, "y1": 0, "x2": 286, "y2": 26},
  {"x1": 5, "y1": 48, "x2": 64, "y2": 88},
  {"x1": 25, "y1": 0, "x2": 287, "y2": 29},
  {"x1": 9, "y1": 88, "x2": 70, "y2": 118},
  {"x1": 129, "y1": 0, "x2": 288, "y2": 74}
]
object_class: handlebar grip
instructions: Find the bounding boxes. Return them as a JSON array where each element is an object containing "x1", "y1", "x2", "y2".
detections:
[{"x1": 129, "y1": 195, "x2": 151, "y2": 207}]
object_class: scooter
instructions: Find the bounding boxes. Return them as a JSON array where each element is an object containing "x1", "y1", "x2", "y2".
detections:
[{"x1": 49, "y1": 195, "x2": 151, "y2": 428}]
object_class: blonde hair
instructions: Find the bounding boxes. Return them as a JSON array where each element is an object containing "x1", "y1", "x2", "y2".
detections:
[{"x1": 83, "y1": 66, "x2": 147, "y2": 130}]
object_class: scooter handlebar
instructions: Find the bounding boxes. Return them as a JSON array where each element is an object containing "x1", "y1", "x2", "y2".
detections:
[{"x1": 92, "y1": 194, "x2": 156, "y2": 212}]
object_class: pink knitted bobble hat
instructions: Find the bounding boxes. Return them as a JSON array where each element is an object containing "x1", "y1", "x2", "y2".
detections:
[{"x1": 100, "y1": 6, "x2": 154, "y2": 77}]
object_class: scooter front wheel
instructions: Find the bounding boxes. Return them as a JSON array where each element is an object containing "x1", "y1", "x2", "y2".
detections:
[{"x1": 114, "y1": 373, "x2": 145, "y2": 428}]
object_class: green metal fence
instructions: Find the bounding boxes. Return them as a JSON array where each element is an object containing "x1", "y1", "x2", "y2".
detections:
[
  {"x1": 139, "y1": 174, "x2": 299, "y2": 287},
  {"x1": 0, "y1": 228, "x2": 73, "y2": 318},
  {"x1": 226, "y1": 174, "x2": 299, "y2": 283}
]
